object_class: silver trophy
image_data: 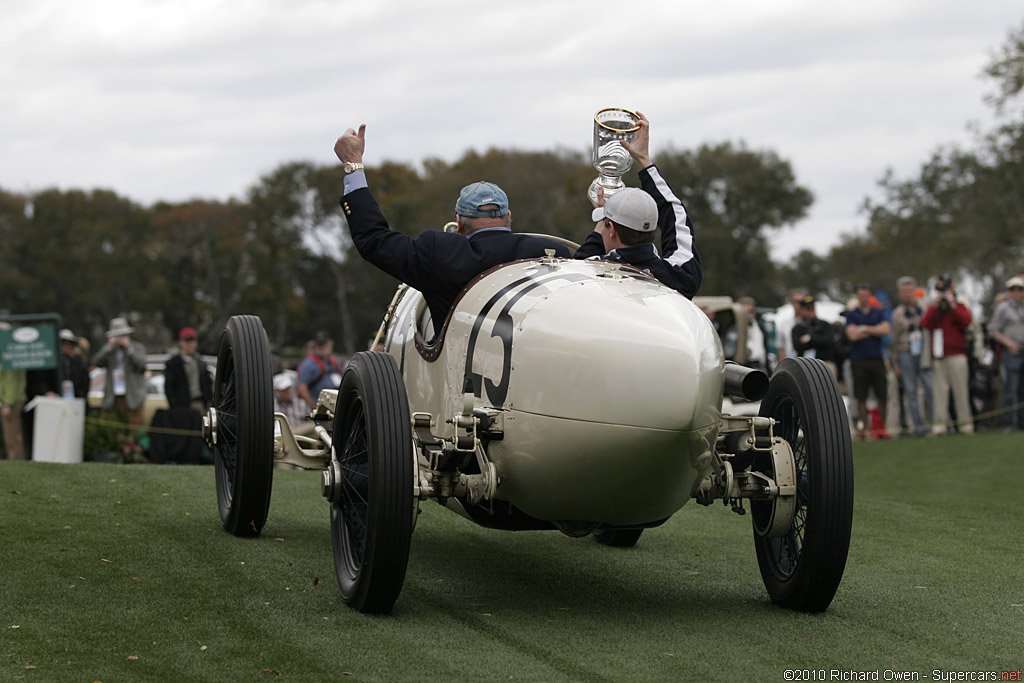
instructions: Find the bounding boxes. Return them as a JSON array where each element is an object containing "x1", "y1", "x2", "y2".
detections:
[{"x1": 588, "y1": 107, "x2": 640, "y2": 203}]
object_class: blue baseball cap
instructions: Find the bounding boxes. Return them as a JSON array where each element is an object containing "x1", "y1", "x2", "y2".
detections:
[{"x1": 455, "y1": 181, "x2": 509, "y2": 218}]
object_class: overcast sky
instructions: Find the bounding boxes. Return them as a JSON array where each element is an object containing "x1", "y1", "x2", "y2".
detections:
[{"x1": 3, "y1": 0, "x2": 1021, "y2": 261}]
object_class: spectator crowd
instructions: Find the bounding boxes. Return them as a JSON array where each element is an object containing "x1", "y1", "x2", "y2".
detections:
[
  {"x1": 0, "y1": 315, "x2": 347, "y2": 464},
  {"x1": 4, "y1": 111, "x2": 1022, "y2": 457},
  {"x1": 739, "y1": 273, "x2": 1024, "y2": 440}
]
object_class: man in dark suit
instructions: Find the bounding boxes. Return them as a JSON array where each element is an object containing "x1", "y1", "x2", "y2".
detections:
[
  {"x1": 153, "y1": 326, "x2": 212, "y2": 465},
  {"x1": 792, "y1": 295, "x2": 839, "y2": 376},
  {"x1": 164, "y1": 327, "x2": 212, "y2": 412},
  {"x1": 334, "y1": 124, "x2": 571, "y2": 341}
]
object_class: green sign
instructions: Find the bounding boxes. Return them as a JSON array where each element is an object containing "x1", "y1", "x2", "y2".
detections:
[{"x1": 0, "y1": 323, "x2": 58, "y2": 371}]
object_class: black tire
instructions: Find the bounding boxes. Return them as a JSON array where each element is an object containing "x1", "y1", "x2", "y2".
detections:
[
  {"x1": 330, "y1": 352, "x2": 414, "y2": 614},
  {"x1": 753, "y1": 357, "x2": 853, "y2": 612},
  {"x1": 592, "y1": 528, "x2": 643, "y2": 548},
  {"x1": 212, "y1": 316, "x2": 275, "y2": 537}
]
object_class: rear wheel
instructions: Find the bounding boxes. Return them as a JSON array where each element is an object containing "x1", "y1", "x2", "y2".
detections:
[
  {"x1": 329, "y1": 352, "x2": 414, "y2": 614},
  {"x1": 592, "y1": 528, "x2": 643, "y2": 547},
  {"x1": 212, "y1": 316, "x2": 275, "y2": 537},
  {"x1": 753, "y1": 358, "x2": 853, "y2": 612}
]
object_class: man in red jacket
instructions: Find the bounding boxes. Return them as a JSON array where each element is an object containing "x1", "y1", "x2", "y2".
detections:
[{"x1": 921, "y1": 274, "x2": 974, "y2": 435}]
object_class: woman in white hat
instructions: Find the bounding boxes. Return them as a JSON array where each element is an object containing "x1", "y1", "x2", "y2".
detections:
[
  {"x1": 58, "y1": 329, "x2": 90, "y2": 399},
  {"x1": 91, "y1": 317, "x2": 147, "y2": 426}
]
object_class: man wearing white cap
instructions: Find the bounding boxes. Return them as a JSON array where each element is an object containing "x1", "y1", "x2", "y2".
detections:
[
  {"x1": 989, "y1": 275, "x2": 1024, "y2": 430},
  {"x1": 92, "y1": 317, "x2": 147, "y2": 427},
  {"x1": 575, "y1": 111, "x2": 702, "y2": 299},
  {"x1": 273, "y1": 372, "x2": 314, "y2": 437}
]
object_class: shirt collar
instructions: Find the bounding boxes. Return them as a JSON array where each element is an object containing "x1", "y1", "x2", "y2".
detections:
[
  {"x1": 608, "y1": 243, "x2": 658, "y2": 260},
  {"x1": 468, "y1": 226, "x2": 512, "y2": 236}
]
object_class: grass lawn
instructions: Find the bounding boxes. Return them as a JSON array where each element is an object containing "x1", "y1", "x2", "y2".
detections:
[{"x1": 2, "y1": 432, "x2": 1022, "y2": 682}]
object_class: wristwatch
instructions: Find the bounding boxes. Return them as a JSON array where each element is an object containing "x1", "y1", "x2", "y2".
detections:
[{"x1": 342, "y1": 162, "x2": 364, "y2": 174}]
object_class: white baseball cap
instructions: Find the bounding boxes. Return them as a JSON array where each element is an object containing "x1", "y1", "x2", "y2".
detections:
[{"x1": 591, "y1": 188, "x2": 658, "y2": 232}]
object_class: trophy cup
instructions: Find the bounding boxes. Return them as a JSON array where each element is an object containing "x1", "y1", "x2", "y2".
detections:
[{"x1": 588, "y1": 107, "x2": 640, "y2": 203}]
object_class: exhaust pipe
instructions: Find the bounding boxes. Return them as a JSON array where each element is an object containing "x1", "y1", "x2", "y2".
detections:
[{"x1": 723, "y1": 361, "x2": 769, "y2": 401}]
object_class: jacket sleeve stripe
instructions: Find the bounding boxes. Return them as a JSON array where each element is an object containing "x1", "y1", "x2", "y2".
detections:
[{"x1": 645, "y1": 166, "x2": 695, "y2": 268}]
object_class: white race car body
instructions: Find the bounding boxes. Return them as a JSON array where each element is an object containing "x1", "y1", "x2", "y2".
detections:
[
  {"x1": 210, "y1": 240, "x2": 852, "y2": 615},
  {"x1": 381, "y1": 256, "x2": 724, "y2": 526}
]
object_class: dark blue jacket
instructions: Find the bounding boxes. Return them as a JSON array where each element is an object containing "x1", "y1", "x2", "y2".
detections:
[
  {"x1": 574, "y1": 164, "x2": 702, "y2": 299},
  {"x1": 342, "y1": 187, "x2": 570, "y2": 338},
  {"x1": 164, "y1": 353, "x2": 213, "y2": 410},
  {"x1": 845, "y1": 307, "x2": 886, "y2": 360}
]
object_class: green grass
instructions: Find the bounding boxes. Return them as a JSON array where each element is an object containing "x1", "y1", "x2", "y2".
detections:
[{"x1": 2, "y1": 433, "x2": 1022, "y2": 682}]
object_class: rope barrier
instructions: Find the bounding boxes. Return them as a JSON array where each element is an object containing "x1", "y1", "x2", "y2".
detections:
[
  {"x1": 81, "y1": 398, "x2": 1024, "y2": 442},
  {"x1": 857, "y1": 398, "x2": 1024, "y2": 438},
  {"x1": 85, "y1": 414, "x2": 204, "y2": 437}
]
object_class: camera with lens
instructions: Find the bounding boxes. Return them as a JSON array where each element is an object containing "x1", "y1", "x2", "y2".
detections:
[{"x1": 935, "y1": 273, "x2": 954, "y2": 310}]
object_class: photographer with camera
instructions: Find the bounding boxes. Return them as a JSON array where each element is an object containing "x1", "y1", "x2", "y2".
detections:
[
  {"x1": 890, "y1": 276, "x2": 933, "y2": 437},
  {"x1": 921, "y1": 274, "x2": 974, "y2": 435}
]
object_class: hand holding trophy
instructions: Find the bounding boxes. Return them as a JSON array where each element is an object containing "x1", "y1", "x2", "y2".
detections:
[{"x1": 588, "y1": 107, "x2": 640, "y2": 204}]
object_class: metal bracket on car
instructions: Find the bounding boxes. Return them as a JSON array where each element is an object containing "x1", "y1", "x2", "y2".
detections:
[
  {"x1": 694, "y1": 417, "x2": 794, "y2": 531},
  {"x1": 273, "y1": 413, "x2": 331, "y2": 469},
  {"x1": 410, "y1": 398, "x2": 499, "y2": 506},
  {"x1": 750, "y1": 437, "x2": 797, "y2": 537},
  {"x1": 371, "y1": 284, "x2": 410, "y2": 350},
  {"x1": 201, "y1": 407, "x2": 218, "y2": 447},
  {"x1": 719, "y1": 415, "x2": 776, "y2": 451},
  {"x1": 309, "y1": 389, "x2": 338, "y2": 424},
  {"x1": 449, "y1": 391, "x2": 478, "y2": 452},
  {"x1": 539, "y1": 248, "x2": 561, "y2": 265},
  {"x1": 464, "y1": 444, "x2": 498, "y2": 505}
]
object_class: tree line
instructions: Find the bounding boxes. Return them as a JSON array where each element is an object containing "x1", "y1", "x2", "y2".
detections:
[
  {"x1": 2, "y1": 21, "x2": 1021, "y2": 356},
  {"x1": 794, "y1": 21, "x2": 1024, "y2": 309},
  {"x1": 0, "y1": 143, "x2": 812, "y2": 356}
]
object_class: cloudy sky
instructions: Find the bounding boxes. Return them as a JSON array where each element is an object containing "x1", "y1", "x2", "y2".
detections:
[{"x1": 3, "y1": 0, "x2": 1020, "y2": 261}]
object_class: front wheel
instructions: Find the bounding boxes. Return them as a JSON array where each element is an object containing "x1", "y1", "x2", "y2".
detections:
[
  {"x1": 212, "y1": 315, "x2": 275, "y2": 537},
  {"x1": 753, "y1": 358, "x2": 853, "y2": 612},
  {"x1": 329, "y1": 352, "x2": 414, "y2": 614}
]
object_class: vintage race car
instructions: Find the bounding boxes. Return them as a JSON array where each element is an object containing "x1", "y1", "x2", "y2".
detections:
[{"x1": 203, "y1": 239, "x2": 853, "y2": 615}]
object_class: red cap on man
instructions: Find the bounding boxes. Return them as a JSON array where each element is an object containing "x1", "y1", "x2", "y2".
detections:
[{"x1": 179, "y1": 327, "x2": 197, "y2": 341}]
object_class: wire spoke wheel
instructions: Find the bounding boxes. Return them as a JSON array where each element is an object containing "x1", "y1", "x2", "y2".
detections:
[
  {"x1": 212, "y1": 315, "x2": 274, "y2": 537},
  {"x1": 754, "y1": 358, "x2": 853, "y2": 612},
  {"x1": 330, "y1": 352, "x2": 414, "y2": 614}
]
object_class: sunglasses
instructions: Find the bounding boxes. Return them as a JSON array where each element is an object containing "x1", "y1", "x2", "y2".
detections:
[{"x1": 182, "y1": 336, "x2": 197, "y2": 341}]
